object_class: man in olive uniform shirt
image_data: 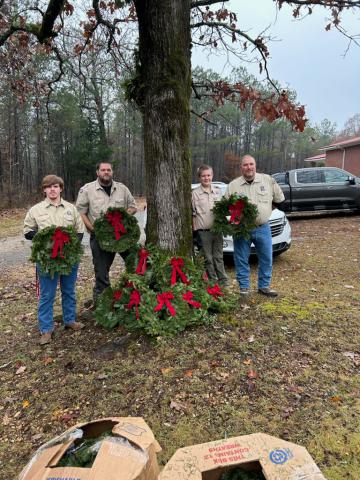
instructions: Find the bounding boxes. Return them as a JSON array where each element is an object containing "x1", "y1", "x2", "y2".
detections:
[
  {"x1": 76, "y1": 162, "x2": 137, "y2": 303},
  {"x1": 226, "y1": 155, "x2": 285, "y2": 297}
]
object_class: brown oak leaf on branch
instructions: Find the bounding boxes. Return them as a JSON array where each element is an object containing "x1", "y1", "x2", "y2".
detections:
[{"x1": 203, "y1": 80, "x2": 307, "y2": 131}]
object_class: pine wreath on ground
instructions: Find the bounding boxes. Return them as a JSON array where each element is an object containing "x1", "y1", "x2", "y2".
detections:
[
  {"x1": 30, "y1": 225, "x2": 83, "y2": 277},
  {"x1": 152, "y1": 250, "x2": 205, "y2": 290},
  {"x1": 93, "y1": 207, "x2": 140, "y2": 253},
  {"x1": 125, "y1": 244, "x2": 156, "y2": 286},
  {"x1": 212, "y1": 193, "x2": 258, "y2": 239},
  {"x1": 95, "y1": 245, "x2": 237, "y2": 337}
]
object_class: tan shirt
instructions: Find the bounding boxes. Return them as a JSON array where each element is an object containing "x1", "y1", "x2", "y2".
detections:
[
  {"x1": 75, "y1": 179, "x2": 137, "y2": 225},
  {"x1": 192, "y1": 185, "x2": 222, "y2": 231},
  {"x1": 225, "y1": 173, "x2": 285, "y2": 225},
  {"x1": 23, "y1": 198, "x2": 85, "y2": 234}
]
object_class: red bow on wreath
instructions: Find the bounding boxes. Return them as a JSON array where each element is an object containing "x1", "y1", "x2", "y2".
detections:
[
  {"x1": 183, "y1": 291, "x2": 202, "y2": 309},
  {"x1": 126, "y1": 289, "x2": 141, "y2": 319},
  {"x1": 106, "y1": 210, "x2": 127, "y2": 240},
  {"x1": 154, "y1": 292, "x2": 176, "y2": 316},
  {"x1": 170, "y1": 257, "x2": 190, "y2": 285},
  {"x1": 113, "y1": 290, "x2": 123, "y2": 302},
  {"x1": 51, "y1": 228, "x2": 70, "y2": 259},
  {"x1": 207, "y1": 284, "x2": 224, "y2": 300},
  {"x1": 229, "y1": 199, "x2": 245, "y2": 225},
  {"x1": 135, "y1": 248, "x2": 149, "y2": 275}
]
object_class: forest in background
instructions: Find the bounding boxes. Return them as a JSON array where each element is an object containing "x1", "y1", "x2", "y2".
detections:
[{"x1": 1, "y1": 40, "x2": 356, "y2": 207}]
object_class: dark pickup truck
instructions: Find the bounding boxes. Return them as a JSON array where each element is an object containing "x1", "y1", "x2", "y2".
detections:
[{"x1": 273, "y1": 167, "x2": 360, "y2": 213}]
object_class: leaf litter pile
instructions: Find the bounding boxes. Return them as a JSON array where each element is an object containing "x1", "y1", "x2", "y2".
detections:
[{"x1": 0, "y1": 211, "x2": 359, "y2": 479}]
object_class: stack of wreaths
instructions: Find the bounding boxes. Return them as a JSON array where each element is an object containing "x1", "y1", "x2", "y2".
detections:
[{"x1": 95, "y1": 243, "x2": 236, "y2": 337}]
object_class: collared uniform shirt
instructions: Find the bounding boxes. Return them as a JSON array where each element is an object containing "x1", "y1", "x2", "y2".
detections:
[
  {"x1": 75, "y1": 179, "x2": 137, "y2": 225},
  {"x1": 23, "y1": 198, "x2": 85, "y2": 234},
  {"x1": 192, "y1": 184, "x2": 222, "y2": 231},
  {"x1": 226, "y1": 173, "x2": 285, "y2": 226}
]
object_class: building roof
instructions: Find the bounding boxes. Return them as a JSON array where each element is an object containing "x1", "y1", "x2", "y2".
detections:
[
  {"x1": 321, "y1": 135, "x2": 360, "y2": 151},
  {"x1": 304, "y1": 153, "x2": 326, "y2": 163}
]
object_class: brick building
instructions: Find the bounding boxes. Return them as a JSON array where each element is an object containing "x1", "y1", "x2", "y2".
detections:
[{"x1": 322, "y1": 136, "x2": 360, "y2": 176}]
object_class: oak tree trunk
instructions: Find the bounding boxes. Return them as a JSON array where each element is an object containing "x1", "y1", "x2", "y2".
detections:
[{"x1": 133, "y1": 0, "x2": 192, "y2": 255}]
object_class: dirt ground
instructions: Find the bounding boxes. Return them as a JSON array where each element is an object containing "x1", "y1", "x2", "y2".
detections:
[{"x1": 0, "y1": 210, "x2": 359, "y2": 479}]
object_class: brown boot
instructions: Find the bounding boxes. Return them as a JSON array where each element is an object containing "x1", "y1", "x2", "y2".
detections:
[
  {"x1": 39, "y1": 332, "x2": 52, "y2": 345},
  {"x1": 65, "y1": 321, "x2": 85, "y2": 331}
]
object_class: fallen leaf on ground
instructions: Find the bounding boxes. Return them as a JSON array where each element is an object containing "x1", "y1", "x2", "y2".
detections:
[
  {"x1": 15, "y1": 366, "x2": 26, "y2": 375},
  {"x1": 282, "y1": 407, "x2": 294, "y2": 419},
  {"x1": 43, "y1": 357, "x2": 53, "y2": 365},
  {"x1": 161, "y1": 367, "x2": 172, "y2": 375},
  {"x1": 247, "y1": 369, "x2": 259, "y2": 379},
  {"x1": 2, "y1": 414, "x2": 10, "y2": 425},
  {"x1": 330, "y1": 396, "x2": 342, "y2": 403},
  {"x1": 60, "y1": 412, "x2": 78, "y2": 423},
  {"x1": 248, "y1": 335, "x2": 255, "y2": 343},
  {"x1": 22, "y1": 400, "x2": 30, "y2": 409},
  {"x1": 170, "y1": 400, "x2": 187, "y2": 412},
  {"x1": 343, "y1": 352, "x2": 356, "y2": 360},
  {"x1": 0, "y1": 361, "x2": 12, "y2": 369},
  {"x1": 184, "y1": 370, "x2": 193, "y2": 378},
  {"x1": 243, "y1": 358, "x2": 252, "y2": 365},
  {"x1": 246, "y1": 380, "x2": 256, "y2": 393}
]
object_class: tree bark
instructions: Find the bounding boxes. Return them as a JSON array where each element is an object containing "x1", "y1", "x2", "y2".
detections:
[{"x1": 133, "y1": 0, "x2": 192, "y2": 255}]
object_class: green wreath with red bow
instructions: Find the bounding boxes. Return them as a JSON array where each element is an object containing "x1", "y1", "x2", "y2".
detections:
[
  {"x1": 30, "y1": 225, "x2": 83, "y2": 278},
  {"x1": 211, "y1": 193, "x2": 258, "y2": 239},
  {"x1": 93, "y1": 207, "x2": 140, "y2": 253},
  {"x1": 152, "y1": 251, "x2": 205, "y2": 290},
  {"x1": 95, "y1": 275, "x2": 212, "y2": 337},
  {"x1": 95, "y1": 245, "x2": 238, "y2": 337}
]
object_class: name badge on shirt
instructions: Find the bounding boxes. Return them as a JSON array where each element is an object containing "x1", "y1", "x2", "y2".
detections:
[{"x1": 260, "y1": 186, "x2": 266, "y2": 192}]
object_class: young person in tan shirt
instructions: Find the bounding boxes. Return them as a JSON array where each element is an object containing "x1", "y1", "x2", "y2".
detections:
[
  {"x1": 192, "y1": 165, "x2": 229, "y2": 286},
  {"x1": 24, "y1": 175, "x2": 85, "y2": 345}
]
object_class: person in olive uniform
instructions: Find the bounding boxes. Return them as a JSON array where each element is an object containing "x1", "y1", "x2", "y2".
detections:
[
  {"x1": 192, "y1": 164, "x2": 229, "y2": 286},
  {"x1": 226, "y1": 155, "x2": 285, "y2": 297},
  {"x1": 24, "y1": 175, "x2": 85, "y2": 345},
  {"x1": 76, "y1": 162, "x2": 137, "y2": 304}
]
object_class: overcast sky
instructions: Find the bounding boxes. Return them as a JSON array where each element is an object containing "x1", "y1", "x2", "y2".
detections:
[{"x1": 192, "y1": 1, "x2": 360, "y2": 130}]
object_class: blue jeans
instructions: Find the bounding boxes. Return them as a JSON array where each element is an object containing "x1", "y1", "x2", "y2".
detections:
[
  {"x1": 233, "y1": 223, "x2": 272, "y2": 289},
  {"x1": 37, "y1": 265, "x2": 79, "y2": 333}
]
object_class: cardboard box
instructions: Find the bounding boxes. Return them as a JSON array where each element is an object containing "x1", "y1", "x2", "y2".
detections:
[
  {"x1": 19, "y1": 417, "x2": 161, "y2": 480},
  {"x1": 159, "y1": 433, "x2": 326, "y2": 480}
]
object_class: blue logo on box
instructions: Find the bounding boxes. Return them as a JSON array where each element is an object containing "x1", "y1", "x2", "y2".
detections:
[{"x1": 269, "y1": 448, "x2": 293, "y2": 465}]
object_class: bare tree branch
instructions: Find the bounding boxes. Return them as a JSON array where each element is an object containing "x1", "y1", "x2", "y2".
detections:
[
  {"x1": 190, "y1": 108, "x2": 218, "y2": 125},
  {"x1": 191, "y1": 20, "x2": 278, "y2": 90},
  {"x1": 0, "y1": 0, "x2": 64, "y2": 46},
  {"x1": 38, "y1": 0, "x2": 65, "y2": 42},
  {"x1": 277, "y1": 0, "x2": 360, "y2": 7},
  {"x1": 191, "y1": 0, "x2": 229, "y2": 7}
]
